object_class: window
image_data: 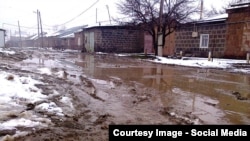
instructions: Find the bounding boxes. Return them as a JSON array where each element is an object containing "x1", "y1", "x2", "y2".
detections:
[{"x1": 200, "y1": 34, "x2": 209, "y2": 48}]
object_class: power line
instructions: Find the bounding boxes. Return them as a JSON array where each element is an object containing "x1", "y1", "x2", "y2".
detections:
[
  {"x1": 2, "y1": 22, "x2": 52, "y2": 30},
  {"x1": 3, "y1": 0, "x2": 100, "y2": 30},
  {"x1": 57, "y1": 0, "x2": 100, "y2": 26}
]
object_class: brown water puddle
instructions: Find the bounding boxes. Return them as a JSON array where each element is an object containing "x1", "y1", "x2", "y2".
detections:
[
  {"x1": 17, "y1": 50, "x2": 250, "y2": 124},
  {"x1": 73, "y1": 53, "x2": 250, "y2": 124}
]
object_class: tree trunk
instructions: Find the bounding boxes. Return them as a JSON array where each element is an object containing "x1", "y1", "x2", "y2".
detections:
[{"x1": 152, "y1": 33, "x2": 158, "y2": 56}]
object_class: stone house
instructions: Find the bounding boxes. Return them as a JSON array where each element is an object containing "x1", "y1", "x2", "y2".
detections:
[
  {"x1": 82, "y1": 26, "x2": 144, "y2": 53},
  {"x1": 164, "y1": 1, "x2": 250, "y2": 59},
  {"x1": 174, "y1": 14, "x2": 227, "y2": 58}
]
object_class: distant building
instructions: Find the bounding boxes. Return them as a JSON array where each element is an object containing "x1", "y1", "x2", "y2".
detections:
[
  {"x1": 0, "y1": 29, "x2": 5, "y2": 48},
  {"x1": 47, "y1": 25, "x2": 86, "y2": 50},
  {"x1": 82, "y1": 26, "x2": 144, "y2": 53}
]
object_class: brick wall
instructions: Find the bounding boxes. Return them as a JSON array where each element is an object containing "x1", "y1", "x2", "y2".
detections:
[{"x1": 175, "y1": 22, "x2": 226, "y2": 57}]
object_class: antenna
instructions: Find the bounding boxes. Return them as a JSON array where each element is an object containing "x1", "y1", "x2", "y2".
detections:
[{"x1": 96, "y1": 8, "x2": 98, "y2": 23}]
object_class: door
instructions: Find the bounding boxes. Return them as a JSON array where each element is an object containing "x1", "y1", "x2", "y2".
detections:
[
  {"x1": 0, "y1": 30, "x2": 4, "y2": 48},
  {"x1": 85, "y1": 32, "x2": 95, "y2": 53}
]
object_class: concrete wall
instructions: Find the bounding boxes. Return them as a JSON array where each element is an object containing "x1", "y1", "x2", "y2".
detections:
[{"x1": 175, "y1": 22, "x2": 227, "y2": 58}]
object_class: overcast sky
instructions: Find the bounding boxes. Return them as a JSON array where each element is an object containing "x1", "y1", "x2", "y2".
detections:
[{"x1": 0, "y1": 0, "x2": 232, "y2": 35}]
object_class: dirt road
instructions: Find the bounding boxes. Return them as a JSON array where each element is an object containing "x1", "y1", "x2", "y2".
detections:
[{"x1": 0, "y1": 47, "x2": 249, "y2": 141}]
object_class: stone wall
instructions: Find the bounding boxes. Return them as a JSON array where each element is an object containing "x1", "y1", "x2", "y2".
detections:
[
  {"x1": 84, "y1": 26, "x2": 144, "y2": 53},
  {"x1": 225, "y1": 6, "x2": 250, "y2": 58},
  {"x1": 175, "y1": 22, "x2": 226, "y2": 57}
]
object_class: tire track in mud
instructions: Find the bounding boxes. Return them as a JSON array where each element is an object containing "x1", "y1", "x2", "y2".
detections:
[
  {"x1": 79, "y1": 75, "x2": 104, "y2": 102},
  {"x1": 0, "y1": 63, "x2": 110, "y2": 141}
]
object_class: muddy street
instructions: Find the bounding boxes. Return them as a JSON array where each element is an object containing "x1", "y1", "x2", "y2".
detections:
[
  {"x1": 0, "y1": 47, "x2": 250, "y2": 141},
  {"x1": 72, "y1": 52, "x2": 250, "y2": 125}
]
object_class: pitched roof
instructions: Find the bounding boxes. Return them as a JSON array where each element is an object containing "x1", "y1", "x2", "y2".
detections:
[{"x1": 47, "y1": 25, "x2": 87, "y2": 38}]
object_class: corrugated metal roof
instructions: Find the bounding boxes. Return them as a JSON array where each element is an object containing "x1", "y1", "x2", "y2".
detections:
[
  {"x1": 60, "y1": 33, "x2": 75, "y2": 38},
  {"x1": 47, "y1": 25, "x2": 87, "y2": 38}
]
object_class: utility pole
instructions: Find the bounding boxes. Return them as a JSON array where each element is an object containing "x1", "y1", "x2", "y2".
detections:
[
  {"x1": 157, "y1": 0, "x2": 164, "y2": 56},
  {"x1": 18, "y1": 21, "x2": 22, "y2": 48},
  {"x1": 106, "y1": 5, "x2": 112, "y2": 25},
  {"x1": 200, "y1": 0, "x2": 204, "y2": 20},
  {"x1": 39, "y1": 10, "x2": 44, "y2": 48},
  {"x1": 37, "y1": 9, "x2": 40, "y2": 48},
  {"x1": 96, "y1": 8, "x2": 98, "y2": 23}
]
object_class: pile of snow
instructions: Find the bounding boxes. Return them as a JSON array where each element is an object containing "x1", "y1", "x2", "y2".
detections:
[
  {"x1": 0, "y1": 48, "x2": 15, "y2": 55},
  {"x1": 0, "y1": 71, "x2": 66, "y2": 138},
  {"x1": 150, "y1": 56, "x2": 250, "y2": 74},
  {"x1": 114, "y1": 53, "x2": 250, "y2": 74},
  {"x1": 0, "y1": 72, "x2": 47, "y2": 104}
]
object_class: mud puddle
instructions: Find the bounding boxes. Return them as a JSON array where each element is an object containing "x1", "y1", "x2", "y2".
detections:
[{"x1": 74, "y1": 53, "x2": 250, "y2": 124}]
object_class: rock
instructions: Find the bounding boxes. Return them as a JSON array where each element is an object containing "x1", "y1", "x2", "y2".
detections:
[
  {"x1": 232, "y1": 91, "x2": 248, "y2": 100},
  {"x1": 0, "y1": 129, "x2": 16, "y2": 136},
  {"x1": 6, "y1": 75, "x2": 14, "y2": 81},
  {"x1": 26, "y1": 103, "x2": 35, "y2": 110}
]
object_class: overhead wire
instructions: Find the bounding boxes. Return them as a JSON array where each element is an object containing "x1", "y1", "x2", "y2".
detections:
[
  {"x1": 3, "y1": 23, "x2": 52, "y2": 30},
  {"x1": 2, "y1": 0, "x2": 100, "y2": 30},
  {"x1": 56, "y1": 0, "x2": 100, "y2": 26}
]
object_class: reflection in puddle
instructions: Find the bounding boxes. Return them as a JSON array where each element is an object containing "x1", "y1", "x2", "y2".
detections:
[{"x1": 74, "y1": 54, "x2": 250, "y2": 124}]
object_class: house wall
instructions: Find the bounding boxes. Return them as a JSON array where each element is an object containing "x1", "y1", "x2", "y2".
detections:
[
  {"x1": 163, "y1": 31, "x2": 175, "y2": 56},
  {"x1": 175, "y1": 22, "x2": 227, "y2": 57},
  {"x1": 62, "y1": 38, "x2": 75, "y2": 49},
  {"x1": 22, "y1": 40, "x2": 34, "y2": 47},
  {"x1": 84, "y1": 27, "x2": 144, "y2": 53},
  {"x1": 225, "y1": 6, "x2": 250, "y2": 58},
  {"x1": 142, "y1": 31, "x2": 175, "y2": 56},
  {"x1": 0, "y1": 29, "x2": 5, "y2": 48},
  {"x1": 144, "y1": 32, "x2": 154, "y2": 54},
  {"x1": 74, "y1": 32, "x2": 84, "y2": 50}
]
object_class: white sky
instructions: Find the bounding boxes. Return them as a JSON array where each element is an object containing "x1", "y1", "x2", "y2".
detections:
[{"x1": 0, "y1": 0, "x2": 233, "y2": 35}]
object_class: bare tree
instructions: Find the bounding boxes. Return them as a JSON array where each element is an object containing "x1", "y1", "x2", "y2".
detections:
[
  {"x1": 204, "y1": 0, "x2": 236, "y2": 18},
  {"x1": 117, "y1": 0, "x2": 200, "y2": 55}
]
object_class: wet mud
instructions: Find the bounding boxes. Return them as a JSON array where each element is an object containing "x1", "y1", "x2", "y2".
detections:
[{"x1": 0, "y1": 47, "x2": 249, "y2": 141}]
